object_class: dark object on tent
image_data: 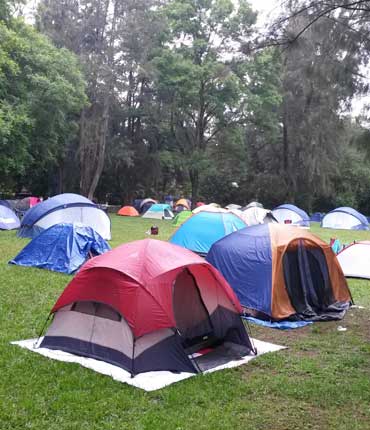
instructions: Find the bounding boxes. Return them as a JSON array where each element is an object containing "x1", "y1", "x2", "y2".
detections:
[
  {"x1": 18, "y1": 193, "x2": 111, "y2": 240},
  {"x1": 10, "y1": 223, "x2": 110, "y2": 274},
  {"x1": 207, "y1": 224, "x2": 351, "y2": 322},
  {"x1": 39, "y1": 239, "x2": 254, "y2": 376},
  {"x1": 0, "y1": 205, "x2": 20, "y2": 230}
]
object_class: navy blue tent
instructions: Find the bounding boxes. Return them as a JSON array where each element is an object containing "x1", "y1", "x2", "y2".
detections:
[
  {"x1": 18, "y1": 193, "x2": 111, "y2": 240},
  {"x1": 0, "y1": 205, "x2": 20, "y2": 230},
  {"x1": 310, "y1": 212, "x2": 325, "y2": 222},
  {"x1": 10, "y1": 223, "x2": 110, "y2": 274}
]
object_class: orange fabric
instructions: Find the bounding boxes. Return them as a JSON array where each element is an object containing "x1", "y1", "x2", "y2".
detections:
[
  {"x1": 117, "y1": 206, "x2": 139, "y2": 217},
  {"x1": 175, "y1": 199, "x2": 190, "y2": 209},
  {"x1": 269, "y1": 224, "x2": 351, "y2": 319}
]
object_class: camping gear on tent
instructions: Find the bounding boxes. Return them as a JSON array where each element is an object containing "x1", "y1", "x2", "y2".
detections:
[
  {"x1": 207, "y1": 224, "x2": 351, "y2": 321},
  {"x1": 310, "y1": 212, "x2": 324, "y2": 222},
  {"x1": 139, "y1": 198, "x2": 157, "y2": 214},
  {"x1": 141, "y1": 203, "x2": 174, "y2": 220},
  {"x1": 174, "y1": 199, "x2": 190, "y2": 212},
  {"x1": 117, "y1": 206, "x2": 139, "y2": 217},
  {"x1": 172, "y1": 210, "x2": 192, "y2": 227},
  {"x1": 192, "y1": 204, "x2": 227, "y2": 214},
  {"x1": 10, "y1": 223, "x2": 110, "y2": 274},
  {"x1": 337, "y1": 241, "x2": 370, "y2": 279},
  {"x1": 240, "y1": 207, "x2": 277, "y2": 226},
  {"x1": 242, "y1": 202, "x2": 263, "y2": 210},
  {"x1": 18, "y1": 193, "x2": 111, "y2": 240},
  {"x1": 272, "y1": 204, "x2": 310, "y2": 227},
  {"x1": 38, "y1": 239, "x2": 254, "y2": 376},
  {"x1": 225, "y1": 204, "x2": 242, "y2": 210},
  {"x1": 321, "y1": 207, "x2": 369, "y2": 230},
  {"x1": 0, "y1": 205, "x2": 20, "y2": 230},
  {"x1": 170, "y1": 211, "x2": 246, "y2": 256}
]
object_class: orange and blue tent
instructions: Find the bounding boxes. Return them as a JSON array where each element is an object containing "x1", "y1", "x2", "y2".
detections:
[{"x1": 207, "y1": 224, "x2": 351, "y2": 321}]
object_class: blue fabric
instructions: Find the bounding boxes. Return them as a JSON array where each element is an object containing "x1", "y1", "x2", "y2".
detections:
[
  {"x1": 0, "y1": 206, "x2": 20, "y2": 230},
  {"x1": 207, "y1": 224, "x2": 273, "y2": 316},
  {"x1": 21, "y1": 193, "x2": 96, "y2": 227},
  {"x1": 243, "y1": 316, "x2": 313, "y2": 329},
  {"x1": 273, "y1": 204, "x2": 310, "y2": 227},
  {"x1": 0, "y1": 200, "x2": 11, "y2": 209},
  {"x1": 331, "y1": 239, "x2": 342, "y2": 254},
  {"x1": 10, "y1": 223, "x2": 110, "y2": 274},
  {"x1": 147, "y1": 204, "x2": 171, "y2": 213},
  {"x1": 310, "y1": 212, "x2": 324, "y2": 222},
  {"x1": 322, "y1": 207, "x2": 369, "y2": 230},
  {"x1": 170, "y1": 211, "x2": 246, "y2": 255}
]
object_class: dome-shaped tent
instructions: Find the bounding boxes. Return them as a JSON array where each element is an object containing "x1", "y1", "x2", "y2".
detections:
[
  {"x1": 272, "y1": 204, "x2": 310, "y2": 227},
  {"x1": 18, "y1": 193, "x2": 111, "y2": 240},
  {"x1": 321, "y1": 207, "x2": 369, "y2": 230},
  {"x1": 240, "y1": 207, "x2": 277, "y2": 226},
  {"x1": 207, "y1": 224, "x2": 351, "y2": 321},
  {"x1": 170, "y1": 211, "x2": 246, "y2": 256},
  {"x1": 139, "y1": 198, "x2": 157, "y2": 214},
  {"x1": 10, "y1": 223, "x2": 110, "y2": 274},
  {"x1": 141, "y1": 203, "x2": 174, "y2": 220},
  {"x1": 337, "y1": 241, "x2": 370, "y2": 279},
  {"x1": 117, "y1": 206, "x2": 139, "y2": 217},
  {"x1": 172, "y1": 210, "x2": 192, "y2": 227},
  {"x1": 0, "y1": 205, "x2": 20, "y2": 230},
  {"x1": 39, "y1": 239, "x2": 253, "y2": 376}
]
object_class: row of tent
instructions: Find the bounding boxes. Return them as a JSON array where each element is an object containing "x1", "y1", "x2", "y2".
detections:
[
  {"x1": 32, "y1": 226, "x2": 352, "y2": 377},
  {"x1": 116, "y1": 200, "x2": 370, "y2": 231}
]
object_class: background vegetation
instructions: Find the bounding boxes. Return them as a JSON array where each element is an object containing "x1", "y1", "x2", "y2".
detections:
[{"x1": 2, "y1": 0, "x2": 370, "y2": 212}]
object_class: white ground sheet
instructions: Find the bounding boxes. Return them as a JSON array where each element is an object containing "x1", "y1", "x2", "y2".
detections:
[{"x1": 12, "y1": 338, "x2": 285, "y2": 391}]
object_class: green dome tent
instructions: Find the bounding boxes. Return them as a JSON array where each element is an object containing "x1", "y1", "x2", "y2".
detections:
[{"x1": 172, "y1": 210, "x2": 192, "y2": 227}]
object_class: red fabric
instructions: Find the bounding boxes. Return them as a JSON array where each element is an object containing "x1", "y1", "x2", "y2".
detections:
[
  {"x1": 51, "y1": 239, "x2": 242, "y2": 337},
  {"x1": 196, "y1": 202, "x2": 205, "y2": 207}
]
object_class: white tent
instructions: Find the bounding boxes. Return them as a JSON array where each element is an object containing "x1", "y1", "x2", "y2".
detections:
[
  {"x1": 337, "y1": 241, "x2": 370, "y2": 279},
  {"x1": 321, "y1": 207, "x2": 369, "y2": 230},
  {"x1": 240, "y1": 207, "x2": 277, "y2": 226},
  {"x1": 142, "y1": 204, "x2": 174, "y2": 220}
]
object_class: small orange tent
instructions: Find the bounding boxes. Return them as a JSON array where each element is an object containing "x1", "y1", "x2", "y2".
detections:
[
  {"x1": 175, "y1": 198, "x2": 190, "y2": 210},
  {"x1": 117, "y1": 206, "x2": 139, "y2": 217}
]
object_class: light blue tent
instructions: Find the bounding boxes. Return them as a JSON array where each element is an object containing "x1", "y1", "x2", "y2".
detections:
[
  {"x1": 142, "y1": 203, "x2": 174, "y2": 220},
  {"x1": 0, "y1": 205, "x2": 20, "y2": 230},
  {"x1": 169, "y1": 211, "x2": 246, "y2": 255},
  {"x1": 321, "y1": 207, "x2": 369, "y2": 230},
  {"x1": 10, "y1": 223, "x2": 110, "y2": 274},
  {"x1": 272, "y1": 204, "x2": 310, "y2": 227}
]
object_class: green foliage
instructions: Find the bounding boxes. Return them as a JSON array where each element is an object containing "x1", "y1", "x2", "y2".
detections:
[{"x1": 0, "y1": 16, "x2": 87, "y2": 192}]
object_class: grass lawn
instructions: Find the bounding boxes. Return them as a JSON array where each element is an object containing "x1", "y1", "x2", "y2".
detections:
[{"x1": 0, "y1": 217, "x2": 369, "y2": 429}]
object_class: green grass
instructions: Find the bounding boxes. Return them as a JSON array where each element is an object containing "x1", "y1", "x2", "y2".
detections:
[{"x1": 1, "y1": 217, "x2": 370, "y2": 429}]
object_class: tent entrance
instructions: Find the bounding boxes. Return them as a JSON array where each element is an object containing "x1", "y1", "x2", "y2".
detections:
[
  {"x1": 282, "y1": 239, "x2": 338, "y2": 320},
  {"x1": 173, "y1": 269, "x2": 214, "y2": 353}
]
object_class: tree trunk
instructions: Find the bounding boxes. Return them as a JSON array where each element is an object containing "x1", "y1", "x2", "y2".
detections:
[{"x1": 189, "y1": 167, "x2": 199, "y2": 209}]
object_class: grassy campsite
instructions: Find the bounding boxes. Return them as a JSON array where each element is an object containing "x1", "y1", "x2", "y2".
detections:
[{"x1": 0, "y1": 216, "x2": 369, "y2": 430}]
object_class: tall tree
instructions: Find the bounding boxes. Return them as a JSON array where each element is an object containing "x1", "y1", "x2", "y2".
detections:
[{"x1": 152, "y1": 0, "x2": 257, "y2": 206}]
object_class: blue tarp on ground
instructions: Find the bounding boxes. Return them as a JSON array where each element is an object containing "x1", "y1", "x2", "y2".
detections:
[
  {"x1": 243, "y1": 316, "x2": 313, "y2": 329},
  {"x1": 0, "y1": 205, "x2": 20, "y2": 230},
  {"x1": 10, "y1": 223, "x2": 110, "y2": 274}
]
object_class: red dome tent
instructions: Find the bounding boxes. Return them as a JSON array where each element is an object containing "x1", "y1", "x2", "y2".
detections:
[{"x1": 40, "y1": 239, "x2": 253, "y2": 376}]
